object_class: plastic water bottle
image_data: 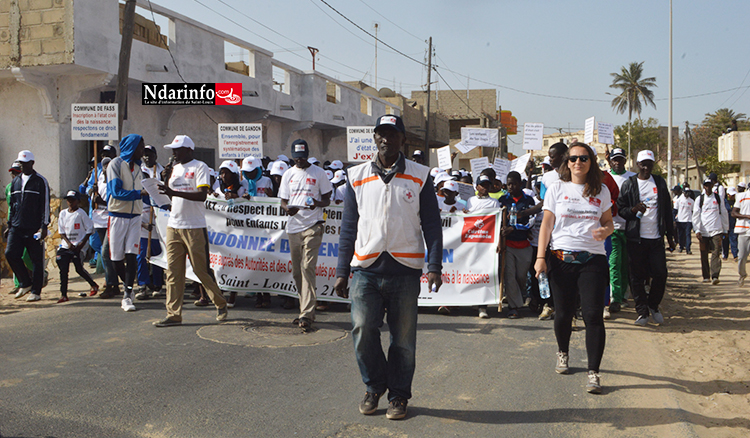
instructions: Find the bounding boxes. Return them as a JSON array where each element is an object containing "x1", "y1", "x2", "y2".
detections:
[
  {"x1": 539, "y1": 272, "x2": 551, "y2": 299},
  {"x1": 227, "y1": 197, "x2": 234, "y2": 207},
  {"x1": 305, "y1": 196, "x2": 315, "y2": 207},
  {"x1": 509, "y1": 203, "x2": 518, "y2": 227},
  {"x1": 431, "y1": 284, "x2": 437, "y2": 293},
  {"x1": 636, "y1": 197, "x2": 649, "y2": 218}
]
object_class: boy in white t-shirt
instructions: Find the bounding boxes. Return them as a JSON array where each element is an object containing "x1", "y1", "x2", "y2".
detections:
[
  {"x1": 279, "y1": 139, "x2": 333, "y2": 331},
  {"x1": 56, "y1": 191, "x2": 99, "y2": 303}
]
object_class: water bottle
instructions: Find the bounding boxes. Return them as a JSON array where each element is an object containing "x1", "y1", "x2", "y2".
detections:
[
  {"x1": 509, "y1": 203, "x2": 518, "y2": 227},
  {"x1": 227, "y1": 197, "x2": 234, "y2": 207},
  {"x1": 636, "y1": 197, "x2": 649, "y2": 218},
  {"x1": 431, "y1": 283, "x2": 437, "y2": 293},
  {"x1": 305, "y1": 196, "x2": 315, "y2": 207},
  {"x1": 539, "y1": 272, "x2": 551, "y2": 299}
]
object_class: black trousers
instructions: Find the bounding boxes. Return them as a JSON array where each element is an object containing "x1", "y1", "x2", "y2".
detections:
[
  {"x1": 548, "y1": 254, "x2": 608, "y2": 372},
  {"x1": 56, "y1": 248, "x2": 97, "y2": 295},
  {"x1": 627, "y1": 238, "x2": 668, "y2": 317},
  {"x1": 5, "y1": 227, "x2": 44, "y2": 293}
]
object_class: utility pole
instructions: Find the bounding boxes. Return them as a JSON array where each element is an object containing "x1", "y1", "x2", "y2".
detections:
[
  {"x1": 374, "y1": 23, "x2": 378, "y2": 89},
  {"x1": 423, "y1": 36, "x2": 432, "y2": 157},
  {"x1": 116, "y1": 0, "x2": 137, "y2": 137},
  {"x1": 307, "y1": 46, "x2": 319, "y2": 70},
  {"x1": 685, "y1": 122, "x2": 703, "y2": 184},
  {"x1": 684, "y1": 124, "x2": 689, "y2": 184},
  {"x1": 667, "y1": 0, "x2": 673, "y2": 187}
]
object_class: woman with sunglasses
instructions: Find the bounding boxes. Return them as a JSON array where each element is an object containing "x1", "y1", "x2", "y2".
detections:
[{"x1": 534, "y1": 142, "x2": 614, "y2": 394}]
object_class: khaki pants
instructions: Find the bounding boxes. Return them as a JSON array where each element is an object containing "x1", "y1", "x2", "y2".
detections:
[
  {"x1": 165, "y1": 227, "x2": 226, "y2": 321},
  {"x1": 700, "y1": 234, "x2": 723, "y2": 280},
  {"x1": 288, "y1": 223, "x2": 324, "y2": 320}
]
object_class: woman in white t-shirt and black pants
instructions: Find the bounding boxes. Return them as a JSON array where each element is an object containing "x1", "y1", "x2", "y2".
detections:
[{"x1": 534, "y1": 143, "x2": 614, "y2": 394}]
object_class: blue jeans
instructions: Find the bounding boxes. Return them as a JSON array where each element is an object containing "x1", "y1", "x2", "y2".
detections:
[
  {"x1": 137, "y1": 237, "x2": 163, "y2": 287},
  {"x1": 676, "y1": 221, "x2": 692, "y2": 252},
  {"x1": 350, "y1": 270, "x2": 421, "y2": 401}
]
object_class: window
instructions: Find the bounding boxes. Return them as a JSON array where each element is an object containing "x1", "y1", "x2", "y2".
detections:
[
  {"x1": 224, "y1": 40, "x2": 255, "y2": 78},
  {"x1": 272, "y1": 65, "x2": 289, "y2": 94},
  {"x1": 326, "y1": 81, "x2": 340, "y2": 104}
]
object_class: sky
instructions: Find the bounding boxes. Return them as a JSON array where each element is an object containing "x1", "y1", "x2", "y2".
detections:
[{"x1": 144, "y1": 0, "x2": 750, "y2": 155}]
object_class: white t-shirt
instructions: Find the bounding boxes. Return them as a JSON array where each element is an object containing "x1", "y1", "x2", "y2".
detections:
[
  {"x1": 609, "y1": 170, "x2": 636, "y2": 230},
  {"x1": 540, "y1": 169, "x2": 560, "y2": 200},
  {"x1": 529, "y1": 196, "x2": 543, "y2": 247},
  {"x1": 438, "y1": 197, "x2": 467, "y2": 213},
  {"x1": 692, "y1": 191, "x2": 727, "y2": 236},
  {"x1": 278, "y1": 164, "x2": 333, "y2": 234},
  {"x1": 637, "y1": 176, "x2": 660, "y2": 239},
  {"x1": 734, "y1": 191, "x2": 750, "y2": 235},
  {"x1": 168, "y1": 159, "x2": 211, "y2": 229},
  {"x1": 675, "y1": 194, "x2": 695, "y2": 223},
  {"x1": 543, "y1": 181, "x2": 611, "y2": 255},
  {"x1": 92, "y1": 172, "x2": 109, "y2": 228},
  {"x1": 256, "y1": 176, "x2": 273, "y2": 197},
  {"x1": 211, "y1": 179, "x2": 248, "y2": 199},
  {"x1": 332, "y1": 184, "x2": 347, "y2": 204},
  {"x1": 58, "y1": 207, "x2": 94, "y2": 249},
  {"x1": 465, "y1": 196, "x2": 500, "y2": 212}
]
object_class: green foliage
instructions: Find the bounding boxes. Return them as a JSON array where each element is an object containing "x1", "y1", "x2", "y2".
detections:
[
  {"x1": 613, "y1": 117, "x2": 665, "y2": 160},
  {"x1": 691, "y1": 108, "x2": 748, "y2": 180},
  {"x1": 609, "y1": 61, "x2": 657, "y2": 120}
]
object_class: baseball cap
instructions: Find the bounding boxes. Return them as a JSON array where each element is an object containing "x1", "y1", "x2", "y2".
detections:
[
  {"x1": 434, "y1": 172, "x2": 452, "y2": 186},
  {"x1": 413, "y1": 150, "x2": 424, "y2": 157},
  {"x1": 64, "y1": 190, "x2": 80, "y2": 200},
  {"x1": 325, "y1": 169, "x2": 334, "y2": 180},
  {"x1": 430, "y1": 167, "x2": 443, "y2": 178},
  {"x1": 270, "y1": 160, "x2": 289, "y2": 176},
  {"x1": 477, "y1": 175, "x2": 492, "y2": 186},
  {"x1": 728, "y1": 187, "x2": 737, "y2": 196},
  {"x1": 17, "y1": 150, "x2": 34, "y2": 162},
  {"x1": 374, "y1": 114, "x2": 406, "y2": 134},
  {"x1": 241, "y1": 156, "x2": 262, "y2": 172},
  {"x1": 331, "y1": 170, "x2": 346, "y2": 185},
  {"x1": 165, "y1": 135, "x2": 195, "y2": 149},
  {"x1": 308, "y1": 156, "x2": 320, "y2": 165},
  {"x1": 277, "y1": 154, "x2": 289, "y2": 162},
  {"x1": 329, "y1": 160, "x2": 344, "y2": 170},
  {"x1": 542, "y1": 156, "x2": 551, "y2": 166},
  {"x1": 291, "y1": 139, "x2": 309, "y2": 159},
  {"x1": 103, "y1": 145, "x2": 114, "y2": 152},
  {"x1": 708, "y1": 172, "x2": 718, "y2": 181},
  {"x1": 219, "y1": 160, "x2": 240, "y2": 175},
  {"x1": 636, "y1": 150, "x2": 655, "y2": 163},
  {"x1": 703, "y1": 178, "x2": 713, "y2": 185},
  {"x1": 442, "y1": 180, "x2": 459, "y2": 193},
  {"x1": 739, "y1": 182, "x2": 747, "y2": 188},
  {"x1": 8, "y1": 161, "x2": 22, "y2": 172},
  {"x1": 450, "y1": 170, "x2": 461, "y2": 179},
  {"x1": 144, "y1": 145, "x2": 157, "y2": 153},
  {"x1": 610, "y1": 148, "x2": 626, "y2": 159}
]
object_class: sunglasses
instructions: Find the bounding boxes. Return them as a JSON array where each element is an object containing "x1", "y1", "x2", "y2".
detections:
[{"x1": 568, "y1": 155, "x2": 590, "y2": 163}]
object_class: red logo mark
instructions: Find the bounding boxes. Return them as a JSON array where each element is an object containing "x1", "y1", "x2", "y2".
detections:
[
  {"x1": 185, "y1": 171, "x2": 195, "y2": 179},
  {"x1": 653, "y1": 187, "x2": 658, "y2": 193},
  {"x1": 306, "y1": 178, "x2": 316, "y2": 185},
  {"x1": 564, "y1": 196, "x2": 569, "y2": 200},
  {"x1": 215, "y1": 83, "x2": 243, "y2": 105},
  {"x1": 461, "y1": 215, "x2": 496, "y2": 243},
  {"x1": 589, "y1": 197, "x2": 601, "y2": 207},
  {"x1": 74, "y1": 223, "x2": 80, "y2": 229},
  {"x1": 406, "y1": 192, "x2": 413, "y2": 199}
]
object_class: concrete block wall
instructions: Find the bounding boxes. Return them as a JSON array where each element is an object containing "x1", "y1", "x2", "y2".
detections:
[{"x1": 0, "y1": 0, "x2": 73, "y2": 68}]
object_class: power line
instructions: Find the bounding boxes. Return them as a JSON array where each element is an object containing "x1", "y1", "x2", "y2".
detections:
[{"x1": 355, "y1": 0, "x2": 425, "y2": 43}]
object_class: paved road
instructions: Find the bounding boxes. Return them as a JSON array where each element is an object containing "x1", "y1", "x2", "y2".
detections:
[{"x1": 1, "y1": 293, "x2": 702, "y2": 438}]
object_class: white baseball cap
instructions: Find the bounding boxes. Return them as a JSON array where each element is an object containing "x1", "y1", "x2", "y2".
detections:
[
  {"x1": 219, "y1": 160, "x2": 240, "y2": 175},
  {"x1": 636, "y1": 150, "x2": 655, "y2": 163},
  {"x1": 325, "y1": 169, "x2": 334, "y2": 180},
  {"x1": 165, "y1": 135, "x2": 195, "y2": 149},
  {"x1": 329, "y1": 160, "x2": 344, "y2": 170},
  {"x1": 331, "y1": 170, "x2": 346, "y2": 185},
  {"x1": 442, "y1": 180, "x2": 459, "y2": 193},
  {"x1": 17, "y1": 150, "x2": 34, "y2": 162},
  {"x1": 739, "y1": 182, "x2": 747, "y2": 188},
  {"x1": 542, "y1": 156, "x2": 551, "y2": 166},
  {"x1": 728, "y1": 187, "x2": 737, "y2": 196},
  {"x1": 277, "y1": 154, "x2": 289, "y2": 162},
  {"x1": 434, "y1": 172, "x2": 452, "y2": 186},
  {"x1": 241, "y1": 156, "x2": 262, "y2": 172},
  {"x1": 430, "y1": 167, "x2": 443, "y2": 178},
  {"x1": 270, "y1": 160, "x2": 289, "y2": 176},
  {"x1": 308, "y1": 157, "x2": 320, "y2": 165}
]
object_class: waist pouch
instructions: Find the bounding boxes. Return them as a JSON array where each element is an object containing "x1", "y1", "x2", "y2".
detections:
[{"x1": 551, "y1": 249, "x2": 595, "y2": 264}]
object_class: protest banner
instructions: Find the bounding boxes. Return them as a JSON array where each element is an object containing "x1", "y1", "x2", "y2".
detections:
[
  {"x1": 584, "y1": 116, "x2": 595, "y2": 144},
  {"x1": 71, "y1": 104, "x2": 119, "y2": 140},
  {"x1": 437, "y1": 145, "x2": 452, "y2": 170},
  {"x1": 470, "y1": 156, "x2": 491, "y2": 182},
  {"x1": 522, "y1": 123, "x2": 544, "y2": 150},
  {"x1": 597, "y1": 122, "x2": 615, "y2": 145},
  {"x1": 347, "y1": 126, "x2": 376, "y2": 162},
  {"x1": 150, "y1": 198, "x2": 500, "y2": 306},
  {"x1": 454, "y1": 141, "x2": 478, "y2": 154},
  {"x1": 461, "y1": 127, "x2": 499, "y2": 147},
  {"x1": 493, "y1": 158, "x2": 511, "y2": 183},
  {"x1": 218, "y1": 123, "x2": 263, "y2": 159}
]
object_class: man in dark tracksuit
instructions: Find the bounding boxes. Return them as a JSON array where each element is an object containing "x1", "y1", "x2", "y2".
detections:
[
  {"x1": 616, "y1": 150, "x2": 676, "y2": 327},
  {"x1": 4, "y1": 150, "x2": 50, "y2": 301}
]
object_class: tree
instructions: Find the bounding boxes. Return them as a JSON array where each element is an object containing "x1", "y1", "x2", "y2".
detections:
[
  {"x1": 690, "y1": 109, "x2": 748, "y2": 181},
  {"x1": 613, "y1": 117, "x2": 664, "y2": 170},
  {"x1": 609, "y1": 61, "x2": 657, "y2": 166}
]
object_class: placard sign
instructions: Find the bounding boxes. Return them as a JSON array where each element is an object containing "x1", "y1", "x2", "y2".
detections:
[
  {"x1": 493, "y1": 158, "x2": 511, "y2": 183},
  {"x1": 470, "y1": 156, "x2": 491, "y2": 182},
  {"x1": 71, "y1": 104, "x2": 119, "y2": 140},
  {"x1": 511, "y1": 153, "x2": 532, "y2": 176},
  {"x1": 347, "y1": 126, "x2": 376, "y2": 162},
  {"x1": 522, "y1": 123, "x2": 544, "y2": 150},
  {"x1": 218, "y1": 123, "x2": 263, "y2": 159},
  {"x1": 461, "y1": 127, "x2": 499, "y2": 147},
  {"x1": 454, "y1": 141, "x2": 478, "y2": 154},
  {"x1": 597, "y1": 122, "x2": 615, "y2": 145},
  {"x1": 584, "y1": 116, "x2": 595, "y2": 144},
  {"x1": 437, "y1": 145, "x2": 452, "y2": 170}
]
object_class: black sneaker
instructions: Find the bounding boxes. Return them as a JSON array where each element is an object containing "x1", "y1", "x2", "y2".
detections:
[
  {"x1": 134, "y1": 286, "x2": 150, "y2": 300},
  {"x1": 386, "y1": 397, "x2": 408, "y2": 420},
  {"x1": 358, "y1": 391, "x2": 382, "y2": 415},
  {"x1": 153, "y1": 318, "x2": 182, "y2": 327},
  {"x1": 609, "y1": 301, "x2": 621, "y2": 313},
  {"x1": 98, "y1": 285, "x2": 116, "y2": 299}
]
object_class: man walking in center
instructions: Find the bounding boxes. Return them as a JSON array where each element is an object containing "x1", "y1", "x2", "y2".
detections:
[
  {"x1": 334, "y1": 114, "x2": 443, "y2": 420},
  {"x1": 692, "y1": 178, "x2": 728, "y2": 284},
  {"x1": 616, "y1": 150, "x2": 676, "y2": 327},
  {"x1": 279, "y1": 139, "x2": 332, "y2": 331}
]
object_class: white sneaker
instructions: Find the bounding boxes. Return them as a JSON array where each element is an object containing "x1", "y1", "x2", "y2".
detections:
[
  {"x1": 586, "y1": 370, "x2": 602, "y2": 394},
  {"x1": 26, "y1": 293, "x2": 41, "y2": 302},
  {"x1": 15, "y1": 286, "x2": 32, "y2": 299},
  {"x1": 649, "y1": 308, "x2": 664, "y2": 324},
  {"x1": 603, "y1": 306, "x2": 611, "y2": 320},
  {"x1": 555, "y1": 351, "x2": 569, "y2": 374},
  {"x1": 121, "y1": 298, "x2": 136, "y2": 312},
  {"x1": 740, "y1": 276, "x2": 747, "y2": 287},
  {"x1": 478, "y1": 306, "x2": 489, "y2": 319},
  {"x1": 712, "y1": 278, "x2": 720, "y2": 285},
  {"x1": 539, "y1": 304, "x2": 554, "y2": 320}
]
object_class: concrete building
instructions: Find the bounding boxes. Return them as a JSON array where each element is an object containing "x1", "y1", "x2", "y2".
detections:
[{"x1": 718, "y1": 130, "x2": 750, "y2": 187}]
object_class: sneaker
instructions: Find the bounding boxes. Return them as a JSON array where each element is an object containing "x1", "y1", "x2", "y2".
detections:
[
  {"x1": 686, "y1": 250, "x2": 692, "y2": 255},
  {"x1": 358, "y1": 391, "x2": 382, "y2": 415},
  {"x1": 507, "y1": 309, "x2": 520, "y2": 319},
  {"x1": 226, "y1": 302, "x2": 235, "y2": 308},
  {"x1": 216, "y1": 306, "x2": 228, "y2": 321},
  {"x1": 26, "y1": 293, "x2": 41, "y2": 302},
  {"x1": 153, "y1": 318, "x2": 182, "y2": 327},
  {"x1": 78, "y1": 292, "x2": 88, "y2": 297},
  {"x1": 478, "y1": 306, "x2": 489, "y2": 319},
  {"x1": 740, "y1": 276, "x2": 747, "y2": 287},
  {"x1": 194, "y1": 298, "x2": 210, "y2": 307},
  {"x1": 538, "y1": 304, "x2": 554, "y2": 320},
  {"x1": 712, "y1": 278, "x2": 720, "y2": 285},
  {"x1": 437, "y1": 306, "x2": 451, "y2": 315},
  {"x1": 634, "y1": 315, "x2": 648, "y2": 326},
  {"x1": 134, "y1": 287, "x2": 150, "y2": 300},
  {"x1": 609, "y1": 301, "x2": 621, "y2": 313},
  {"x1": 701, "y1": 278, "x2": 711, "y2": 283},
  {"x1": 89, "y1": 284, "x2": 99, "y2": 297},
  {"x1": 99, "y1": 285, "x2": 116, "y2": 299},
  {"x1": 298, "y1": 316, "x2": 312, "y2": 330},
  {"x1": 385, "y1": 397, "x2": 408, "y2": 420},
  {"x1": 555, "y1": 351, "x2": 569, "y2": 374},
  {"x1": 586, "y1": 370, "x2": 602, "y2": 394},
  {"x1": 603, "y1": 306, "x2": 611, "y2": 320},
  {"x1": 14, "y1": 285, "x2": 32, "y2": 299},
  {"x1": 121, "y1": 298, "x2": 136, "y2": 312},
  {"x1": 57, "y1": 296, "x2": 69, "y2": 304},
  {"x1": 649, "y1": 308, "x2": 664, "y2": 324}
]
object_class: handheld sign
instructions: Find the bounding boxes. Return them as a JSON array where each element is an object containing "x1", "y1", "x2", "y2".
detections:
[
  {"x1": 522, "y1": 123, "x2": 544, "y2": 150},
  {"x1": 437, "y1": 145, "x2": 452, "y2": 170},
  {"x1": 597, "y1": 122, "x2": 615, "y2": 145},
  {"x1": 584, "y1": 116, "x2": 595, "y2": 144},
  {"x1": 493, "y1": 158, "x2": 511, "y2": 183},
  {"x1": 461, "y1": 127, "x2": 499, "y2": 147},
  {"x1": 454, "y1": 141, "x2": 478, "y2": 154},
  {"x1": 470, "y1": 156, "x2": 491, "y2": 182},
  {"x1": 347, "y1": 126, "x2": 376, "y2": 162},
  {"x1": 71, "y1": 104, "x2": 119, "y2": 140},
  {"x1": 218, "y1": 123, "x2": 263, "y2": 159}
]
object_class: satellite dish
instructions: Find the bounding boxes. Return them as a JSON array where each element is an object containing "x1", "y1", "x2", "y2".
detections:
[{"x1": 378, "y1": 87, "x2": 396, "y2": 98}]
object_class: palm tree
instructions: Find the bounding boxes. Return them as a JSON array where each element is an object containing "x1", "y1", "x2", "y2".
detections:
[{"x1": 609, "y1": 62, "x2": 657, "y2": 166}]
